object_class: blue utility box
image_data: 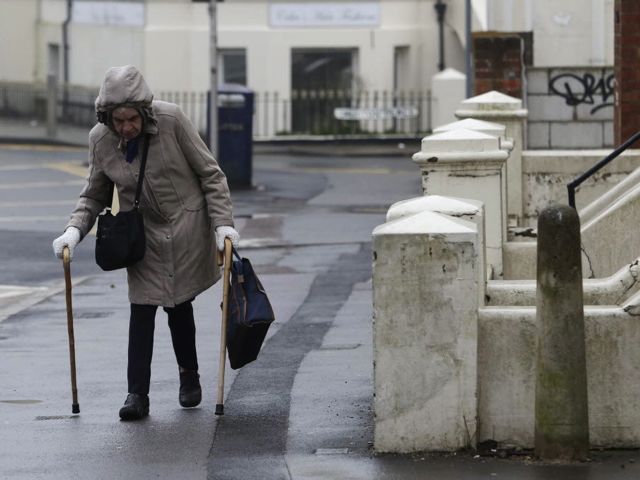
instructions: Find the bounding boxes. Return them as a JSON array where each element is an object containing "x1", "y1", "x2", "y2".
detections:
[{"x1": 213, "y1": 84, "x2": 254, "y2": 188}]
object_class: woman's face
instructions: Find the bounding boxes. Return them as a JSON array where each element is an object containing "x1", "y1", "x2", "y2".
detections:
[{"x1": 112, "y1": 107, "x2": 142, "y2": 141}]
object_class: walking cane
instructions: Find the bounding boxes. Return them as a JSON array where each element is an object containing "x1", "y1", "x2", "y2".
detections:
[
  {"x1": 215, "y1": 238, "x2": 233, "y2": 416},
  {"x1": 62, "y1": 246, "x2": 80, "y2": 414}
]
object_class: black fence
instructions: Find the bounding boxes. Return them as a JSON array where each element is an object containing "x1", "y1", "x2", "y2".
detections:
[
  {"x1": 0, "y1": 82, "x2": 432, "y2": 139},
  {"x1": 0, "y1": 82, "x2": 49, "y2": 121},
  {"x1": 0, "y1": 81, "x2": 98, "y2": 126}
]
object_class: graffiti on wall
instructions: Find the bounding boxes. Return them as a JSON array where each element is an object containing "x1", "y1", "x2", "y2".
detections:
[{"x1": 549, "y1": 72, "x2": 614, "y2": 115}]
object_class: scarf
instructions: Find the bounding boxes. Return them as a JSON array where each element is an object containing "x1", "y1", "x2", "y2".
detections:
[{"x1": 125, "y1": 136, "x2": 141, "y2": 163}]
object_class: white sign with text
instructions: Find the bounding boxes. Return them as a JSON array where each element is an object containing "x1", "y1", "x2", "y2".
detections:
[
  {"x1": 270, "y1": 2, "x2": 380, "y2": 28},
  {"x1": 72, "y1": 1, "x2": 145, "y2": 27}
]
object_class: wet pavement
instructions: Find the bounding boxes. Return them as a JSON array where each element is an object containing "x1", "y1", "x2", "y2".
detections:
[{"x1": 1, "y1": 123, "x2": 640, "y2": 479}]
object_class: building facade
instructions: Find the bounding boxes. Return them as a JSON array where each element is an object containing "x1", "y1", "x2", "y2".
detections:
[{"x1": 0, "y1": 0, "x2": 616, "y2": 141}]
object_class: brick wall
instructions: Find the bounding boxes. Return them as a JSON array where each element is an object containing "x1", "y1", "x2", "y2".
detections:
[
  {"x1": 473, "y1": 33, "x2": 525, "y2": 99},
  {"x1": 614, "y1": 0, "x2": 640, "y2": 144}
]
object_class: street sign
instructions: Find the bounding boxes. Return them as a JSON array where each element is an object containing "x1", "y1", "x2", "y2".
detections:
[{"x1": 334, "y1": 107, "x2": 419, "y2": 120}]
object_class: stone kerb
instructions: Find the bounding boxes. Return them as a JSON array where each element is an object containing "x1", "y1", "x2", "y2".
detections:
[
  {"x1": 455, "y1": 90, "x2": 528, "y2": 227},
  {"x1": 372, "y1": 210, "x2": 480, "y2": 452},
  {"x1": 412, "y1": 129, "x2": 508, "y2": 278},
  {"x1": 434, "y1": 118, "x2": 513, "y2": 151}
]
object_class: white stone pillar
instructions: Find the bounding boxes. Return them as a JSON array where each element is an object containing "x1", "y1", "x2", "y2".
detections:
[
  {"x1": 433, "y1": 118, "x2": 513, "y2": 151},
  {"x1": 372, "y1": 211, "x2": 480, "y2": 452},
  {"x1": 386, "y1": 195, "x2": 487, "y2": 306},
  {"x1": 412, "y1": 128, "x2": 508, "y2": 278},
  {"x1": 455, "y1": 90, "x2": 528, "y2": 226},
  {"x1": 431, "y1": 68, "x2": 467, "y2": 127}
]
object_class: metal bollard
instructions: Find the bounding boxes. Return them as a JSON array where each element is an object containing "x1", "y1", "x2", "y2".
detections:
[{"x1": 534, "y1": 203, "x2": 589, "y2": 460}]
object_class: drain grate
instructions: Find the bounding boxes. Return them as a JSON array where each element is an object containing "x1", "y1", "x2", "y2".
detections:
[
  {"x1": 35, "y1": 415, "x2": 78, "y2": 420},
  {"x1": 319, "y1": 343, "x2": 361, "y2": 351},
  {"x1": 1, "y1": 399, "x2": 42, "y2": 405}
]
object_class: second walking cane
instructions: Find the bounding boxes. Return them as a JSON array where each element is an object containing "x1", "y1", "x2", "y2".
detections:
[
  {"x1": 62, "y1": 246, "x2": 80, "y2": 414},
  {"x1": 215, "y1": 238, "x2": 233, "y2": 415}
]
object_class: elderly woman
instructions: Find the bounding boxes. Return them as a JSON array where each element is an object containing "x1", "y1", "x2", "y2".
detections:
[{"x1": 52, "y1": 65, "x2": 239, "y2": 421}]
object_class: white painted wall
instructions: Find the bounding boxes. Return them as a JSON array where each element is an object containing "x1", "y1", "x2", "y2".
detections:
[
  {"x1": 36, "y1": 0, "x2": 67, "y2": 81},
  {"x1": 0, "y1": 0, "x2": 39, "y2": 82},
  {"x1": 5, "y1": 0, "x2": 615, "y2": 92},
  {"x1": 23, "y1": 0, "x2": 468, "y2": 96},
  {"x1": 485, "y1": 0, "x2": 613, "y2": 67}
]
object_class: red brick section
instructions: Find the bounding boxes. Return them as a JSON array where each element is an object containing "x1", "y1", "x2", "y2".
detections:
[
  {"x1": 473, "y1": 32, "x2": 524, "y2": 98},
  {"x1": 614, "y1": 0, "x2": 640, "y2": 144}
]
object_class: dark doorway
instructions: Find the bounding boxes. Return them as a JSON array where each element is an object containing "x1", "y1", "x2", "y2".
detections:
[{"x1": 291, "y1": 49, "x2": 355, "y2": 134}]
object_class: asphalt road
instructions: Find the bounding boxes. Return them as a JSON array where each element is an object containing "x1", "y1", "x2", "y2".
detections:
[
  {"x1": 4, "y1": 144, "x2": 639, "y2": 479},
  {"x1": 0, "y1": 144, "x2": 422, "y2": 479}
]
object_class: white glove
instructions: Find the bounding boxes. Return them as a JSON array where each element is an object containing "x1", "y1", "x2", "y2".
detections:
[
  {"x1": 52, "y1": 227, "x2": 82, "y2": 260},
  {"x1": 215, "y1": 226, "x2": 239, "y2": 251}
]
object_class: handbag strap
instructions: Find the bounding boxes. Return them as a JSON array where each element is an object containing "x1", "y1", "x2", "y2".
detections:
[
  {"x1": 105, "y1": 134, "x2": 151, "y2": 210},
  {"x1": 133, "y1": 134, "x2": 151, "y2": 210}
]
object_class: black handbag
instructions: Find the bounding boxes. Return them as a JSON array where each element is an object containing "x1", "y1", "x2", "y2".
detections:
[
  {"x1": 226, "y1": 248, "x2": 275, "y2": 370},
  {"x1": 95, "y1": 134, "x2": 150, "y2": 271}
]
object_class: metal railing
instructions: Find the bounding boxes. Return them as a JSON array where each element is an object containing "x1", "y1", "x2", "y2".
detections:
[
  {"x1": 253, "y1": 89, "x2": 432, "y2": 138},
  {"x1": 0, "y1": 81, "x2": 432, "y2": 139},
  {"x1": 567, "y1": 131, "x2": 640, "y2": 208}
]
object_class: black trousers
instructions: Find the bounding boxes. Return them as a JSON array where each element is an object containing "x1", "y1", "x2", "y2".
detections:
[{"x1": 128, "y1": 300, "x2": 199, "y2": 395}]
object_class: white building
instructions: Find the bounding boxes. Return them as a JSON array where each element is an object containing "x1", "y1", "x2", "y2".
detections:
[
  {"x1": 0, "y1": 0, "x2": 613, "y2": 89},
  {"x1": 0, "y1": 0, "x2": 615, "y2": 138}
]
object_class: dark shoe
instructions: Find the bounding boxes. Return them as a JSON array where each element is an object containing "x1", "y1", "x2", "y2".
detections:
[
  {"x1": 119, "y1": 393, "x2": 149, "y2": 421},
  {"x1": 179, "y1": 371, "x2": 202, "y2": 408}
]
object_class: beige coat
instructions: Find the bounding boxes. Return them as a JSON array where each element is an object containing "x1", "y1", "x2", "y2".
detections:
[{"x1": 67, "y1": 66, "x2": 234, "y2": 307}]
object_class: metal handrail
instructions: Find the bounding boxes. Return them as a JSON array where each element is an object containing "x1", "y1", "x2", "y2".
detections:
[{"x1": 568, "y1": 131, "x2": 640, "y2": 208}]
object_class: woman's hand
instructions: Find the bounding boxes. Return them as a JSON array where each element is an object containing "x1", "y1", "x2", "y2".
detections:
[
  {"x1": 215, "y1": 226, "x2": 240, "y2": 251},
  {"x1": 52, "y1": 227, "x2": 82, "y2": 260}
]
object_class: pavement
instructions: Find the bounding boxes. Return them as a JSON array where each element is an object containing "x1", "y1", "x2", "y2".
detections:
[{"x1": 1, "y1": 118, "x2": 640, "y2": 479}]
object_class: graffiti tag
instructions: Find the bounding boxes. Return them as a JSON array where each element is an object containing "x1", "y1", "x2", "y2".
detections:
[{"x1": 548, "y1": 72, "x2": 614, "y2": 114}]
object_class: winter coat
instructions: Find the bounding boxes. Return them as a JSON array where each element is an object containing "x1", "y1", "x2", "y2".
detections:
[{"x1": 67, "y1": 66, "x2": 234, "y2": 307}]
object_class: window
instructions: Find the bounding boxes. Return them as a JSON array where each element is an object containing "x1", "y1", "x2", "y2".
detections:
[{"x1": 219, "y1": 49, "x2": 247, "y2": 86}]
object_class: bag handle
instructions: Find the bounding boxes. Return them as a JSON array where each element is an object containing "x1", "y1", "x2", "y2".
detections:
[
  {"x1": 231, "y1": 247, "x2": 244, "y2": 277},
  {"x1": 105, "y1": 134, "x2": 151, "y2": 211}
]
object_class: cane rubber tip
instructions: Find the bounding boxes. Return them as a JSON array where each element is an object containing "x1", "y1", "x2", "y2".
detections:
[
  {"x1": 215, "y1": 404, "x2": 224, "y2": 416},
  {"x1": 72, "y1": 404, "x2": 80, "y2": 414}
]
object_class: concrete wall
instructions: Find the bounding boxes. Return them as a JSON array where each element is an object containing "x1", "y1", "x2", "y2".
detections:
[
  {"x1": 521, "y1": 149, "x2": 640, "y2": 227},
  {"x1": 478, "y1": 304, "x2": 640, "y2": 448},
  {"x1": 527, "y1": 67, "x2": 614, "y2": 150}
]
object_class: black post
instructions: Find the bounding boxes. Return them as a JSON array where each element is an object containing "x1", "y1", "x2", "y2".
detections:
[
  {"x1": 435, "y1": 0, "x2": 447, "y2": 72},
  {"x1": 62, "y1": 0, "x2": 73, "y2": 116}
]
